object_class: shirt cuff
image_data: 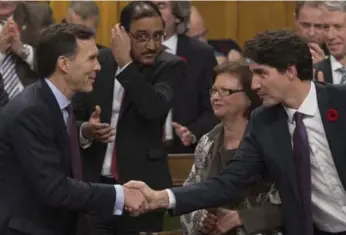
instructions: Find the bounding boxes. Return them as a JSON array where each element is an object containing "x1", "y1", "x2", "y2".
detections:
[
  {"x1": 166, "y1": 189, "x2": 176, "y2": 209},
  {"x1": 23, "y1": 44, "x2": 34, "y2": 69},
  {"x1": 115, "y1": 61, "x2": 133, "y2": 76},
  {"x1": 113, "y1": 185, "x2": 124, "y2": 215},
  {"x1": 79, "y1": 122, "x2": 92, "y2": 149}
]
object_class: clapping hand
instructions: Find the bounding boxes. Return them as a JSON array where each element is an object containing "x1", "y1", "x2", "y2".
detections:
[
  {"x1": 123, "y1": 180, "x2": 170, "y2": 216},
  {"x1": 81, "y1": 105, "x2": 115, "y2": 143}
]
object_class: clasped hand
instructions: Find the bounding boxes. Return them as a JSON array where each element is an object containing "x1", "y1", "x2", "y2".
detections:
[{"x1": 123, "y1": 181, "x2": 168, "y2": 217}]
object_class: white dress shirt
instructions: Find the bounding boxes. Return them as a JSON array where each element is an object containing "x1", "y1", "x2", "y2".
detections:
[
  {"x1": 80, "y1": 63, "x2": 131, "y2": 177},
  {"x1": 168, "y1": 82, "x2": 346, "y2": 232},
  {"x1": 330, "y1": 55, "x2": 344, "y2": 84},
  {"x1": 161, "y1": 34, "x2": 178, "y2": 141}
]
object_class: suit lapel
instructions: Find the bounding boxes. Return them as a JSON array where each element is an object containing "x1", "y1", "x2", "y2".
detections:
[
  {"x1": 316, "y1": 83, "x2": 346, "y2": 188},
  {"x1": 40, "y1": 80, "x2": 70, "y2": 168},
  {"x1": 176, "y1": 34, "x2": 188, "y2": 57},
  {"x1": 271, "y1": 105, "x2": 300, "y2": 203},
  {"x1": 323, "y1": 57, "x2": 333, "y2": 84}
]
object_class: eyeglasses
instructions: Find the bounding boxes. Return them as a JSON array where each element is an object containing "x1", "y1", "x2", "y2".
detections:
[
  {"x1": 129, "y1": 31, "x2": 166, "y2": 44},
  {"x1": 209, "y1": 88, "x2": 244, "y2": 97}
]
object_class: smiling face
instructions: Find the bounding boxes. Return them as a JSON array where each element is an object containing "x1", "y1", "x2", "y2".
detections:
[
  {"x1": 210, "y1": 73, "x2": 250, "y2": 119},
  {"x1": 58, "y1": 38, "x2": 100, "y2": 94},
  {"x1": 321, "y1": 7, "x2": 346, "y2": 60}
]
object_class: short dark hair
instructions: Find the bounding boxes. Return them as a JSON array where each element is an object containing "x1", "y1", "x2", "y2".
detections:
[
  {"x1": 295, "y1": 1, "x2": 321, "y2": 18},
  {"x1": 69, "y1": 1, "x2": 100, "y2": 26},
  {"x1": 243, "y1": 29, "x2": 312, "y2": 81},
  {"x1": 214, "y1": 60, "x2": 262, "y2": 118},
  {"x1": 36, "y1": 23, "x2": 95, "y2": 78},
  {"x1": 120, "y1": 1, "x2": 164, "y2": 32}
]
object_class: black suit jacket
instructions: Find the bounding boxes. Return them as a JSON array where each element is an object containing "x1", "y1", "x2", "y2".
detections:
[
  {"x1": 170, "y1": 82, "x2": 346, "y2": 235},
  {"x1": 0, "y1": 80, "x2": 116, "y2": 235},
  {"x1": 166, "y1": 35, "x2": 218, "y2": 153},
  {"x1": 314, "y1": 56, "x2": 333, "y2": 84}
]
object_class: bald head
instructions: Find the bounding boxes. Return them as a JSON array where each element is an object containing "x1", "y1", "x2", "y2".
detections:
[{"x1": 186, "y1": 6, "x2": 207, "y2": 42}]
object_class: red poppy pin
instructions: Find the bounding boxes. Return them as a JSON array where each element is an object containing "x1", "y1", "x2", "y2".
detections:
[
  {"x1": 179, "y1": 56, "x2": 187, "y2": 63},
  {"x1": 327, "y1": 108, "x2": 339, "y2": 122}
]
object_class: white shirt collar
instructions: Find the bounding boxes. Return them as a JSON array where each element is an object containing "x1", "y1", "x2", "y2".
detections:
[
  {"x1": 284, "y1": 82, "x2": 318, "y2": 123},
  {"x1": 330, "y1": 55, "x2": 344, "y2": 72},
  {"x1": 162, "y1": 34, "x2": 178, "y2": 55}
]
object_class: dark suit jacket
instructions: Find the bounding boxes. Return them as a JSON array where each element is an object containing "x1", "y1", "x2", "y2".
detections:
[
  {"x1": 72, "y1": 49, "x2": 185, "y2": 231},
  {"x1": 10, "y1": 2, "x2": 54, "y2": 86},
  {"x1": 0, "y1": 74, "x2": 8, "y2": 110},
  {"x1": 314, "y1": 56, "x2": 333, "y2": 84},
  {"x1": 0, "y1": 80, "x2": 116, "y2": 235},
  {"x1": 170, "y1": 82, "x2": 346, "y2": 235},
  {"x1": 166, "y1": 34, "x2": 218, "y2": 153}
]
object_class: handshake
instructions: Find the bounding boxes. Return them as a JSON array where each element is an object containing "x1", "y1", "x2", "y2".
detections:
[{"x1": 122, "y1": 181, "x2": 170, "y2": 216}]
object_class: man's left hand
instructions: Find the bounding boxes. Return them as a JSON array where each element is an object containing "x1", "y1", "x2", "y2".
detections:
[
  {"x1": 172, "y1": 122, "x2": 196, "y2": 146},
  {"x1": 111, "y1": 23, "x2": 132, "y2": 67}
]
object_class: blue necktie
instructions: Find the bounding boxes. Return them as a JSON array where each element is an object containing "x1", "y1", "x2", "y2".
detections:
[{"x1": 293, "y1": 112, "x2": 313, "y2": 235}]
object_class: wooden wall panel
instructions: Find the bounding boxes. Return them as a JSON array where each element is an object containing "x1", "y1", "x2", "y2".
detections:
[{"x1": 49, "y1": 1, "x2": 296, "y2": 49}]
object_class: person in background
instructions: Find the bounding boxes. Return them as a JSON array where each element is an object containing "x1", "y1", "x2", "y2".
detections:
[
  {"x1": 294, "y1": 1, "x2": 328, "y2": 64},
  {"x1": 314, "y1": 1, "x2": 346, "y2": 84},
  {"x1": 63, "y1": 1, "x2": 106, "y2": 49},
  {"x1": 152, "y1": 0, "x2": 218, "y2": 153},
  {"x1": 73, "y1": 1, "x2": 185, "y2": 235},
  {"x1": 0, "y1": 1, "x2": 54, "y2": 100},
  {"x1": 180, "y1": 60, "x2": 281, "y2": 235},
  {"x1": 186, "y1": 5, "x2": 227, "y2": 64}
]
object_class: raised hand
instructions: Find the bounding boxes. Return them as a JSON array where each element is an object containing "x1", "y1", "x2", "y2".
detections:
[
  {"x1": 172, "y1": 122, "x2": 196, "y2": 146},
  {"x1": 81, "y1": 105, "x2": 115, "y2": 143},
  {"x1": 124, "y1": 180, "x2": 170, "y2": 216}
]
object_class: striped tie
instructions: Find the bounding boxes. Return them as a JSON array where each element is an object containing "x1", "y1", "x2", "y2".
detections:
[
  {"x1": 1, "y1": 53, "x2": 21, "y2": 99},
  {"x1": 337, "y1": 67, "x2": 346, "y2": 84}
]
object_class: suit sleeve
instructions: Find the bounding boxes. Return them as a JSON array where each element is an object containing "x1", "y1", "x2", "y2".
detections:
[
  {"x1": 187, "y1": 48, "x2": 218, "y2": 139},
  {"x1": 10, "y1": 107, "x2": 116, "y2": 214},
  {"x1": 170, "y1": 116, "x2": 264, "y2": 215},
  {"x1": 116, "y1": 60, "x2": 185, "y2": 120}
]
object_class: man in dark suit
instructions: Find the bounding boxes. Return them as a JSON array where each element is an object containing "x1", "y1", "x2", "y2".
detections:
[
  {"x1": 126, "y1": 29, "x2": 346, "y2": 235},
  {"x1": 72, "y1": 2, "x2": 185, "y2": 235},
  {"x1": 152, "y1": 1, "x2": 218, "y2": 153},
  {"x1": 0, "y1": 1, "x2": 54, "y2": 100},
  {"x1": 314, "y1": 1, "x2": 346, "y2": 84},
  {"x1": 0, "y1": 23, "x2": 146, "y2": 235}
]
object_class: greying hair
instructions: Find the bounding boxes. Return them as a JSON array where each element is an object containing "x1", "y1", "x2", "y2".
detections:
[
  {"x1": 318, "y1": 1, "x2": 346, "y2": 12},
  {"x1": 69, "y1": 1, "x2": 100, "y2": 26}
]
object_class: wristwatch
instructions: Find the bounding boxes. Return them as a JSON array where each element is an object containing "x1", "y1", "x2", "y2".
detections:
[{"x1": 20, "y1": 44, "x2": 30, "y2": 60}]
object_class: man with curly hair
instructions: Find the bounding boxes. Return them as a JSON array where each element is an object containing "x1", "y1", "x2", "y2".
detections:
[{"x1": 126, "y1": 29, "x2": 346, "y2": 235}]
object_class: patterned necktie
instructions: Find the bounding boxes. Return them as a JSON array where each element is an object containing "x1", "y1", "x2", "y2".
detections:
[
  {"x1": 65, "y1": 104, "x2": 82, "y2": 180},
  {"x1": 293, "y1": 112, "x2": 313, "y2": 235},
  {"x1": 0, "y1": 20, "x2": 21, "y2": 99},
  {"x1": 337, "y1": 67, "x2": 346, "y2": 84}
]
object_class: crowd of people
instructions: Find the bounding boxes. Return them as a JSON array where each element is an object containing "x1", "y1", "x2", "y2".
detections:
[{"x1": 0, "y1": 1, "x2": 346, "y2": 235}]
